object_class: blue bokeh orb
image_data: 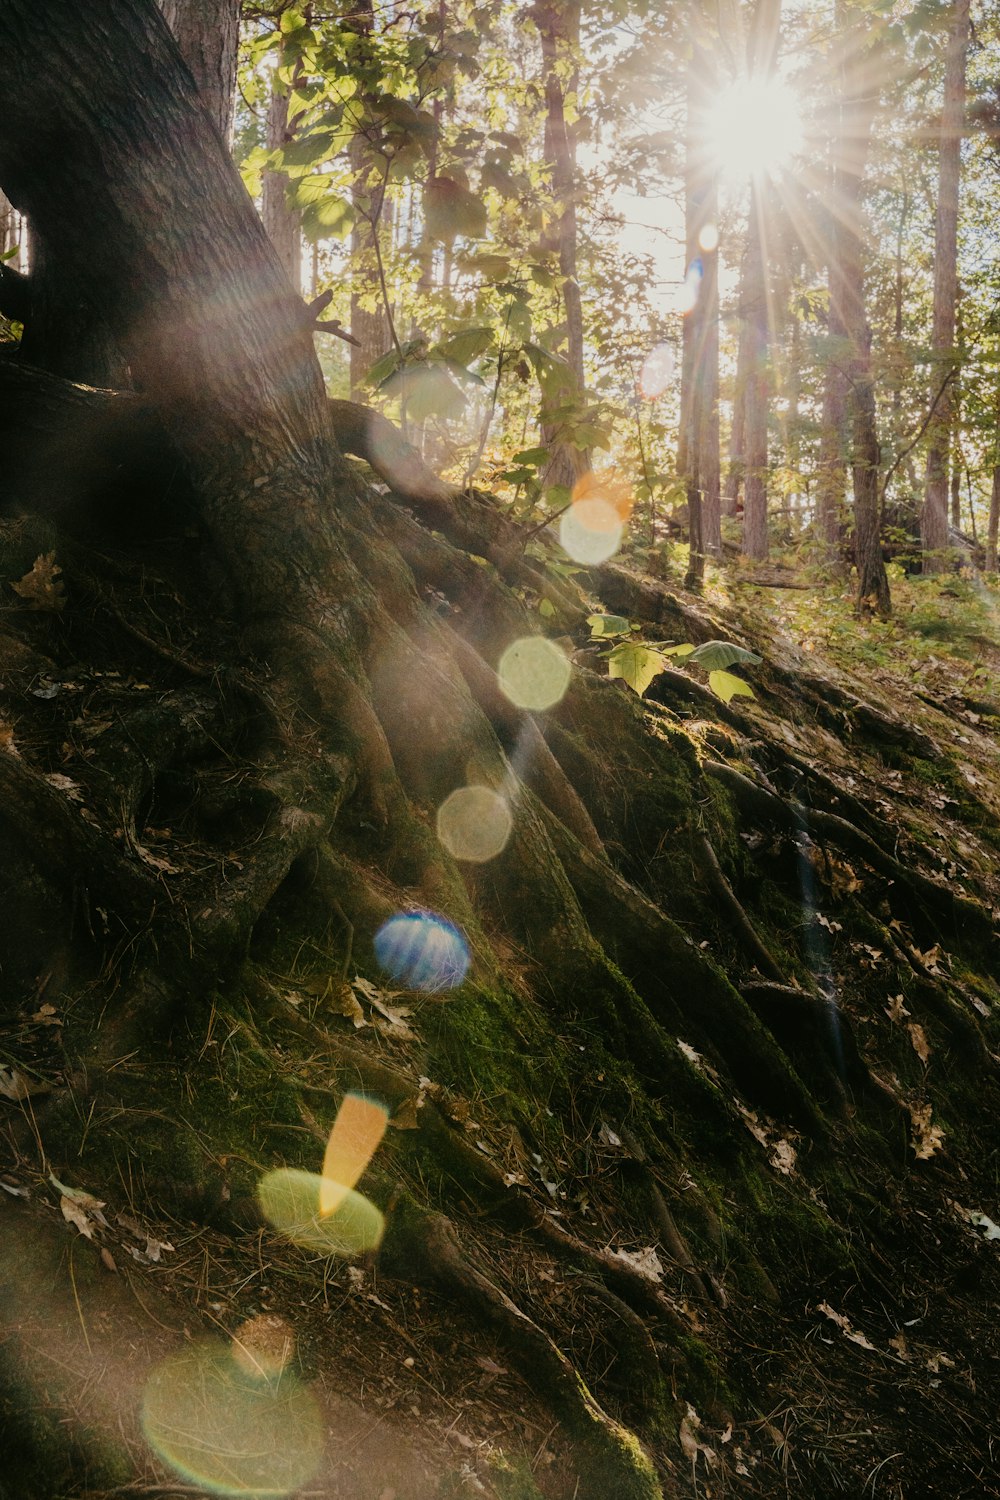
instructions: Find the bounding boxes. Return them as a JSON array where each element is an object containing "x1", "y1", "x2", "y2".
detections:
[{"x1": 374, "y1": 911, "x2": 470, "y2": 993}]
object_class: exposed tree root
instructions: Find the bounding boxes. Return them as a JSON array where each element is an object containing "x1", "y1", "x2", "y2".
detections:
[
  {"x1": 379, "y1": 1197, "x2": 664, "y2": 1500},
  {"x1": 704, "y1": 758, "x2": 998, "y2": 954},
  {"x1": 691, "y1": 830, "x2": 785, "y2": 982}
]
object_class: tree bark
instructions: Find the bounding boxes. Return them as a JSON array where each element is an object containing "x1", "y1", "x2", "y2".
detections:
[
  {"x1": 534, "y1": 0, "x2": 590, "y2": 490},
  {"x1": 921, "y1": 0, "x2": 970, "y2": 571},
  {"x1": 262, "y1": 69, "x2": 303, "y2": 296},
  {"x1": 346, "y1": 0, "x2": 391, "y2": 398},
  {"x1": 680, "y1": 8, "x2": 721, "y2": 584},
  {"x1": 0, "y1": 0, "x2": 346, "y2": 638},
  {"x1": 158, "y1": 0, "x2": 238, "y2": 145},
  {"x1": 739, "y1": 0, "x2": 782, "y2": 561}
]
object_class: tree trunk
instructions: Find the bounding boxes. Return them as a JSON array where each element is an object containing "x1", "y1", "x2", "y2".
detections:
[
  {"x1": 921, "y1": 0, "x2": 970, "y2": 571},
  {"x1": 741, "y1": 179, "x2": 770, "y2": 560},
  {"x1": 346, "y1": 2, "x2": 392, "y2": 399},
  {"x1": 535, "y1": 0, "x2": 590, "y2": 490},
  {"x1": 158, "y1": 0, "x2": 238, "y2": 145},
  {"x1": 262, "y1": 70, "x2": 303, "y2": 297},
  {"x1": 724, "y1": 299, "x2": 748, "y2": 517},
  {"x1": 739, "y1": 0, "x2": 781, "y2": 561},
  {"x1": 0, "y1": 0, "x2": 341, "y2": 630},
  {"x1": 680, "y1": 9, "x2": 721, "y2": 584},
  {"x1": 988, "y1": 371, "x2": 1000, "y2": 572}
]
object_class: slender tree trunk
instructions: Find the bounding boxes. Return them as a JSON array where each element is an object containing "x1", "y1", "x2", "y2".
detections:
[
  {"x1": 158, "y1": 0, "x2": 238, "y2": 145},
  {"x1": 921, "y1": 0, "x2": 970, "y2": 571},
  {"x1": 988, "y1": 372, "x2": 1000, "y2": 572},
  {"x1": 839, "y1": 71, "x2": 889, "y2": 614},
  {"x1": 740, "y1": 0, "x2": 781, "y2": 560},
  {"x1": 262, "y1": 72, "x2": 302, "y2": 296},
  {"x1": 741, "y1": 178, "x2": 770, "y2": 559},
  {"x1": 346, "y1": 0, "x2": 391, "y2": 398},
  {"x1": 815, "y1": 193, "x2": 848, "y2": 555},
  {"x1": 681, "y1": 9, "x2": 721, "y2": 584},
  {"x1": 535, "y1": 0, "x2": 590, "y2": 490},
  {"x1": 724, "y1": 301, "x2": 748, "y2": 518}
]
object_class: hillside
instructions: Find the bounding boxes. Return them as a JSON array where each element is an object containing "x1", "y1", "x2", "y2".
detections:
[{"x1": 2, "y1": 494, "x2": 999, "y2": 1500}]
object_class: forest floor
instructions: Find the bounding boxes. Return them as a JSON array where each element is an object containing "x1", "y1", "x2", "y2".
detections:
[{"x1": 2, "y1": 514, "x2": 1000, "y2": 1500}]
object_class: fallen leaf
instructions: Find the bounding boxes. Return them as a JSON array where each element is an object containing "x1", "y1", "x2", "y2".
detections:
[
  {"x1": 12, "y1": 552, "x2": 64, "y2": 611},
  {"x1": 817, "y1": 1301, "x2": 876, "y2": 1350},
  {"x1": 0, "y1": 1067, "x2": 52, "y2": 1100},
  {"x1": 0, "y1": 1179, "x2": 28, "y2": 1198},
  {"x1": 909, "y1": 1102, "x2": 944, "y2": 1160},
  {"x1": 770, "y1": 1139, "x2": 797, "y2": 1175},
  {"x1": 885, "y1": 993, "x2": 910, "y2": 1023},
  {"x1": 44, "y1": 773, "x2": 83, "y2": 801},
  {"x1": 908, "y1": 1022, "x2": 931, "y2": 1065},
  {"x1": 132, "y1": 841, "x2": 180, "y2": 875},
  {"x1": 609, "y1": 1245, "x2": 664, "y2": 1281},
  {"x1": 100, "y1": 1247, "x2": 118, "y2": 1273},
  {"x1": 143, "y1": 1235, "x2": 175, "y2": 1262}
]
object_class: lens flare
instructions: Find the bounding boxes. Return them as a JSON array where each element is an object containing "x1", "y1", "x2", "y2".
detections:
[
  {"x1": 674, "y1": 282, "x2": 698, "y2": 315},
  {"x1": 142, "y1": 1338, "x2": 323, "y2": 1497},
  {"x1": 698, "y1": 223, "x2": 719, "y2": 252},
  {"x1": 556, "y1": 471, "x2": 632, "y2": 565},
  {"x1": 320, "y1": 1093, "x2": 388, "y2": 1216},
  {"x1": 374, "y1": 910, "x2": 470, "y2": 991},
  {"x1": 230, "y1": 1315, "x2": 295, "y2": 1381},
  {"x1": 639, "y1": 343, "x2": 676, "y2": 399},
  {"x1": 257, "y1": 1168, "x2": 384, "y2": 1257},
  {"x1": 498, "y1": 635, "x2": 572, "y2": 711},
  {"x1": 436, "y1": 783, "x2": 513, "y2": 863},
  {"x1": 559, "y1": 500, "x2": 623, "y2": 564}
]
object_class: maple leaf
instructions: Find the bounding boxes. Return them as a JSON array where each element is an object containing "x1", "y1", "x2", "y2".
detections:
[{"x1": 12, "y1": 552, "x2": 65, "y2": 611}]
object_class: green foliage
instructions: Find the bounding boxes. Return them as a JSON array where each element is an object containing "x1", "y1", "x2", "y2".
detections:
[{"x1": 590, "y1": 619, "x2": 760, "y2": 703}]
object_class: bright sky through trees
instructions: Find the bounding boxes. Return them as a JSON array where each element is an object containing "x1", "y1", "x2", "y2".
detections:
[{"x1": 707, "y1": 74, "x2": 805, "y2": 182}]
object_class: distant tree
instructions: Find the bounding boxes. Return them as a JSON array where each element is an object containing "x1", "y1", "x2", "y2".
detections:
[{"x1": 921, "y1": 0, "x2": 971, "y2": 570}]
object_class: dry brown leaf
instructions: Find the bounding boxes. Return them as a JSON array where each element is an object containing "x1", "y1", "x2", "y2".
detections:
[
  {"x1": 770, "y1": 1139, "x2": 797, "y2": 1175},
  {"x1": 100, "y1": 1246, "x2": 118, "y2": 1273},
  {"x1": 909, "y1": 1102, "x2": 945, "y2": 1160},
  {"x1": 0, "y1": 723, "x2": 17, "y2": 756},
  {"x1": 885, "y1": 993, "x2": 910, "y2": 1023},
  {"x1": 12, "y1": 552, "x2": 65, "y2": 611},
  {"x1": 817, "y1": 1301, "x2": 876, "y2": 1350},
  {"x1": 0, "y1": 1067, "x2": 46, "y2": 1100},
  {"x1": 132, "y1": 841, "x2": 180, "y2": 875},
  {"x1": 908, "y1": 1022, "x2": 931, "y2": 1065}
]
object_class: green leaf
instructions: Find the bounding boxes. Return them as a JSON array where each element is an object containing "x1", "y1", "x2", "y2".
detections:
[
  {"x1": 538, "y1": 597, "x2": 556, "y2": 619},
  {"x1": 662, "y1": 643, "x2": 696, "y2": 657},
  {"x1": 512, "y1": 447, "x2": 548, "y2": 466},
  {"x1": 433, "y1": 327, "x2": 495, "y2": 364},
  {"x1": 366, "y1": 347, "x2": 403, "y2": 387},
  {"x1": 588, "y1": 613, "x2": 631, "y2": 639},
  {"x1": 456, "y1": 251, "x2": 511, "y2": 279},
  {"x1": 688, "y1": 640, "x2": 763, "y2": 671},
  {"x1": 708, "y1": 670, "x2": 756, "y2": 704},
  {"x1": 424, "y1": 176, "x2": 487, "y2": 243},
  {"x1": 607, "y1": 643, "x2": 665, "y2": 697},
  {"x1": 300, "y1": 195, "x2": 354, "y2": 242},
  {"x1": 381, "y1": 364, "x2": 466, "y2": 422}
]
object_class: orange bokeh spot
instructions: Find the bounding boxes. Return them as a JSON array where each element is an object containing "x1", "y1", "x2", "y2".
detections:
[
  {"x1": 320, "y1": 1093, "x2": 388, "y2": 1216},
  {"x1": 570, "y1": 471, "x2": 634, "y2": 529}
]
